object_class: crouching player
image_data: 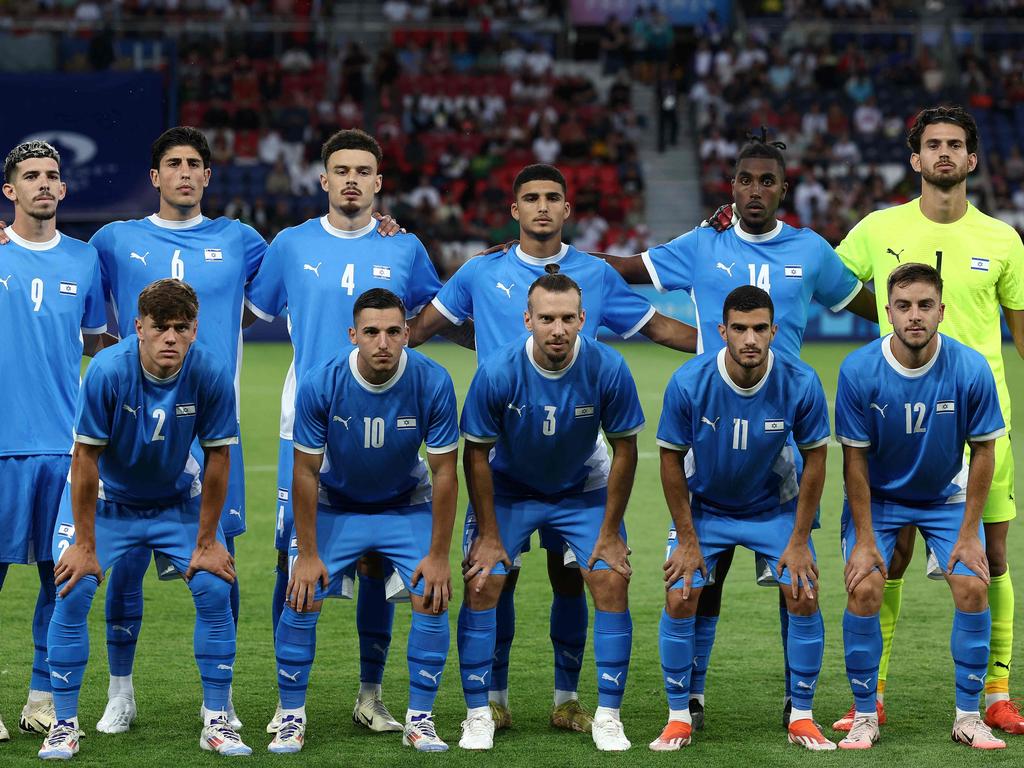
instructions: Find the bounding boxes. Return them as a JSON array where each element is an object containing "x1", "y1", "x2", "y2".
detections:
[
  {"x1": 653, "y1": 286, "x2": 835, "y2": 751},
  {"x1": 41, "y1": 278, "x2": 247, "y2": 759},
  {"x1": 836, "y1": 263, "x2": 1007, "y2": 750},
  {"x1": 269, "y1": 288, "x2": 459, "y2": 753},
  {"x1": 458, "y1": 268, "x2": 643, "y2": 752}
]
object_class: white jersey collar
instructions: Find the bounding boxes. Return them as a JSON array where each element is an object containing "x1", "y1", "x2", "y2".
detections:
[
  {"x1": 526, "y1": 335, "x2": 581, "y2": 380},
  {"x1": 734, "y1": 220, "x2": 783, "y2": 243},
  {"x1": 4, "y1": 226, "x2": 61, "y2": 251},
  {"x1": 349, "y1": 347, "x2": 408, "y2": 393},
  {"x1": 515, "y1": 242, "x2": 569, "y2": 266},
  {"x1": 320, "y1": 216, "x2": 376, "y2": 239},
  {"x1": 716, "y1": 347, "x2": 774, "y2": 396},
  {"x1": 147, "y1": 213, "x2": 204, "y2": 230},
  {"x1": 881, "y1": 333, "x2": 942, "y2": 378}
]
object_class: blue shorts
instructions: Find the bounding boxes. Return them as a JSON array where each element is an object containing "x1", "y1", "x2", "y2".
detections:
[
  {"x1": 275, "y1": 437, "x2": 294, "y2": 551},
  {"x1": 666, "y1": 498, "x2": 813, "y2": 590},
  {"x1": 52, "y1": 483, "x2": 225, "y2": 575},
  {"x1": 287, "y1": 502, "x2": 433, "y2": 602},
  {"x1": 464, "y1": 488, "x2": 622, "y2": 576},
  {"x1": 840, "y1": 498, "x2": 984, "y2": 579},
  {"x1": 0, "y1": 454, "x2": 71, "y2": 564}
]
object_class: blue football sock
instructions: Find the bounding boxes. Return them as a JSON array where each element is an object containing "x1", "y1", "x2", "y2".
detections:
[
  {"x1": 457, "y1": 605, "x2": 496, "y2": 708},
  {"x1": 491, "y1": 588, "x2": 515, "y2": 693},
  {"x1": 691, "y1": 615, "x2": 718, "y2": 696},
  {"x1": 357, "y1": 573, "x2": 394, "y2": 685},
  {"x1": 32, "y1": 562, "x2": 57, "y2": 693},
  {"x1": 271, "y1": 560, "x2": 288, "y2": 635},
  {"x1": 843, "y1": 610, "x2": 881, "y2": 712},
  {"x1": 779, "y1": 596, "x2": 791, "y2": 699},
  {"x1": 952, "y1": 608, "x2": 990, "y2": 711},
  {"x1": 594, "y1": 609, "x2": 632, "y2": 708},
  {"x1": 787, "y1": 611, "x2": 824, "y2": 711},
  {"x1": 274, "y1": 606, "x2": 319, "y2": 710},
  {"x1": 189, "y1": 571, "x2": 235, "y2": 712},
  {"x1": 47, "y1": 575, "x2": 98, "y2": 720},
  {"x1": 226, "y1": 536, "x2": 240, "y2": 628},
  {"x1": 551, "y1": 592, "x2": 587, "y2": 694},
  {"x1": 659, "y1": 610, "x2": 694, "y2": 711},
  {"x1": 408, "y1": 611, "x2": 448, "y2": 712},
  {"x1": 105, "y1": 546, "x2": 149, "y2": 678}
]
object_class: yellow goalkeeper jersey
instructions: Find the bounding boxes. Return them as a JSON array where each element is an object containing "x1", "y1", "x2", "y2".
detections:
[{"x1": 837, "y1": 199, "x2": 1024, "y2": 428}]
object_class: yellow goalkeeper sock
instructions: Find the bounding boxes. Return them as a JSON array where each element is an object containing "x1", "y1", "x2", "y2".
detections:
[{"x1": 876, "y1": 578, "x2": 904, "y2": 703}]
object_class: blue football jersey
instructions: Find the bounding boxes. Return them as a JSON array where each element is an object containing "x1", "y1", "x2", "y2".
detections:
[
  {"x1": 74, "y1": 338, "x2": 238, "y2": 506},
  {"x1": 432, "y1": 242, "x2": 655, "y2": 364},
  {"x1": 460, "y1": 333, "x2": 645, "y2": 497},
  {"x1": 656, "y1": 348, "x2": 831, "y2": 515},
  {"x1": 0, "y1": 228, "x2": 107, "y2": 456},
  {"x1": 245, "y1": 217, "x2": 441, "y2": 438},
  {"x1": 90, "y1": 214, "x2": 266, "y2": 393},
  {"x1": 293, "y1": 348, "x2": 459, "y2": 510},
  {"x1": 835, "y1": 334, "x2": 1006, "y2": 505},
  {"x1": 642, "y1": 223, "x2": 862, "y2": 355}
]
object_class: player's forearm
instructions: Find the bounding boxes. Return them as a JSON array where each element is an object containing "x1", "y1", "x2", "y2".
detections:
[
  {"x1": 291, "y1": 452, "x2": 322, "y2": 556},
  {"x1": 427, "y1": 452, "x2": 458, "y2": 557},
  {"x1": 842, "y1": 446, "x2": 875, "y2": 539},
  {"x1": 439, "y1": 319, "x2": 476, "y2": 350},
  {"x1": 592, "y1": 252, "x2": 652, "y2": 284},
  {"x1": 843, "y1": 286, "x2": 879, "y2": 323},
  {"x1": 639, "y1": 312, "x2": 698, "y2": 353},
  {"x1": 197, "y1": 446, "x2": 230, "y2": 546},
  {"x1": 792, "y1": 445, "x2": 826, "y2": 541},
  {"x1": 1004, "y1": 307, "x2": 1024, "y2": 359},
  {"x1": 660, "y1": 448, "x2": 696, "y2": 534},
  {"x1": 465, "y1": 442, "x2": 499, "y2": 538},
  {"x1": 407, "y1": 303, "x2": 455, "y2": 347},
  {"x1": 962, "y1": 440, "x2": 996, "y2": 536},
  {"x1": 70, "y1": 444, "x2": 102, "y2": 549},
  {"x1": 602, "y1": 436, "x2": 638, "y2": 533}
]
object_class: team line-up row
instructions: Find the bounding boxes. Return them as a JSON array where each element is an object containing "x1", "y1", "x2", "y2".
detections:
[{"x1": 0, "y1": 104, "x2": 1021, "y2": 758}]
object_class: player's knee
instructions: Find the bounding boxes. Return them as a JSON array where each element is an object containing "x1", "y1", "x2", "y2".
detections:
[
  {"x1": 585, "y1": 569, "x2": 628, "y2": 612},
  {"x1": 847, "y1": 574, "x2": 884, "y2": 615},
  {"x1": 784, "y1": 590, "x2": 818, "y2": 616},
  {"x1": 357, "y1": 553, "x2": 388, "y2": 579},
  {"x1": 464, "y1": 576, "x2": 504, "y2": 610},
  {"x1": 984, "y1": 533, "x2": 1008, "y2": 576},
  {"x1": 189, "y1": 571, "x2": 232, "y2": 613},
  {"x1": 666, "y1": 588, "x2": 700, "y2": 619},
  {"x1": 55, "y1": 576, "x2": 99, "y2": 622},
  {"x1": 951, "y1": 577, "x2": 989, "y2": 613}
]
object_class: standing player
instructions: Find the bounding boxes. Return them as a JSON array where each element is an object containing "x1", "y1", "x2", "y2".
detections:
[
  {"x1": 836, "y1": 263, "x2": 1006, "y2": 750},
  {"x1": 0, "y1": 141, "x2": 107, "y2": 743},
  {"x1": 410, "y1": 163, "x2": 695, "y2": 733},
  {"x1": 40, "y1": 279, "x2": 249, "y2": 759},
  {"x1": 268, "y1": 289, "x2": 459, "y2": 754},
  {"x1": 652, "y1": 286, "x2": 835, "y2": 752},
  {"x1": 601, "y1": 135, "x2": 877, "y2": 728},
  {"x1": 831, "y1": 106, "x2": 1024, "y2": 734},
  {"x1": 245, "y1": 128, "x2": 446, "y2": 732},
  {"x1": 458, "y1": 271, "x2": 644, "y2": 752}
]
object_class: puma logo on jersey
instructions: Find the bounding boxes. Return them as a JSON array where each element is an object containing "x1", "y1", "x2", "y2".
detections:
[
  {"x1": 886, "y1": 248, "x2": 903, "y2": 262},
  {"x1": 51, "y1": 670, "x2": 72, "y2": 684},
  {"x1": 715, "y1": 261, "x2": 735, "y2": 277},
  {"x1": 419, "y1": 669, "x2": 443, "y2": 685},
  {"x1": 333, "y1": 415, "x2": 351, "y2": 429},
  {"x1": 130, "y1": 251, "x2": 149, "y2": 265},
  {"x1": 665, "y1": 676, "x2": 686, "y2": 688},
  {"x1": 303, "y1": 262, "x2": 321, "y2": 277},
  {"x1": 278, "y1": 669, "x2": 301, "y2": 682},
  {"x1": 0, "y1": 274, "x2": 11, "y2": 290},
  {"x1": 601, "y1": 672, "x2": 623, "y2": 686},
  {"x1": 851, "y1": 677, "x2": 872, "y2": 689},
  {"x1": 466, "y1": 671, "x2": 488, "y2": 685},
  {"x1": 507, "y1": 403, "x2": 525, "y2": 417},
  {"x1": 122, "y1": 404, "x2": 141, "y2": 417},
  {"x1": 111, "y1": 624, "x2": 134, "y2": 637},
  {"x1": 869, "y1": 402, "x2": 888, "y2": 417},
  {"x1": 228, "y1": 509, "x2": 242, "y2": 518},
  {"x1": 700, "y1": 416, "x2": 719, "y2": 431},
  {"x1": 495, "y1": 281, "x2": 514, "y2": 298}
]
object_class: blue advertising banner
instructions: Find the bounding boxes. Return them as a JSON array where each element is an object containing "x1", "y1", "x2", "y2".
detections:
[
  {"x1": 569, "y1": 0, "x2": 732, "y2": 26},
  {"x1": 0, "y1": 72, "x2": 164, "y2": 221}
]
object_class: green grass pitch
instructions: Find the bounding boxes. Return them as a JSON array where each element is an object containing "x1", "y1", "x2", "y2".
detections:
[{"x1": 1, "y1": 340, "x2": 1022, "y2": 766}]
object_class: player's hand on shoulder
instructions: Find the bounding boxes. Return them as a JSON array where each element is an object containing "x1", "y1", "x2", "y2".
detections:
[
  {"x1": 412, "y1": 552, "x2": 452, "y2": 614},
  {"x1": 663, "y1": 533, "x2": 705, "y2": 598},
  {"x1": 590, "y1": 531, "x2": 632, "y2": 579},
  {"x1": 464, "y1": 534, "x2": 510, "y2": 592},
  {"x1": 844, "y1": 540, "x2": 887, "y2": 593},
  {"x1": 287, "y1": 552, "x2": 329, "y2": 612},
  {"x1": 0, "y1": 220, "x2": 8, "y2": 244},
  {"x1": 372, "y1": 211, "x2": 406, "y2": 236},
  {"x1": 54, "y1": 543, "x2": 104, "y2": 596},
  {"x1": 186, "y1": 540, "x2": 236, "y2": 584},
  {"x1": 778, "y1": 540, "x2": 819, "y2": 600},
  {"x1": 948, "y1": 533, "x2": 990, "y2": 584},
  {"x1": 474, "y1": 239, "x2": 519, "y2": 257},
  {"x1": 699, "y1": 203, "x2": 737, "y2": 233}
]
